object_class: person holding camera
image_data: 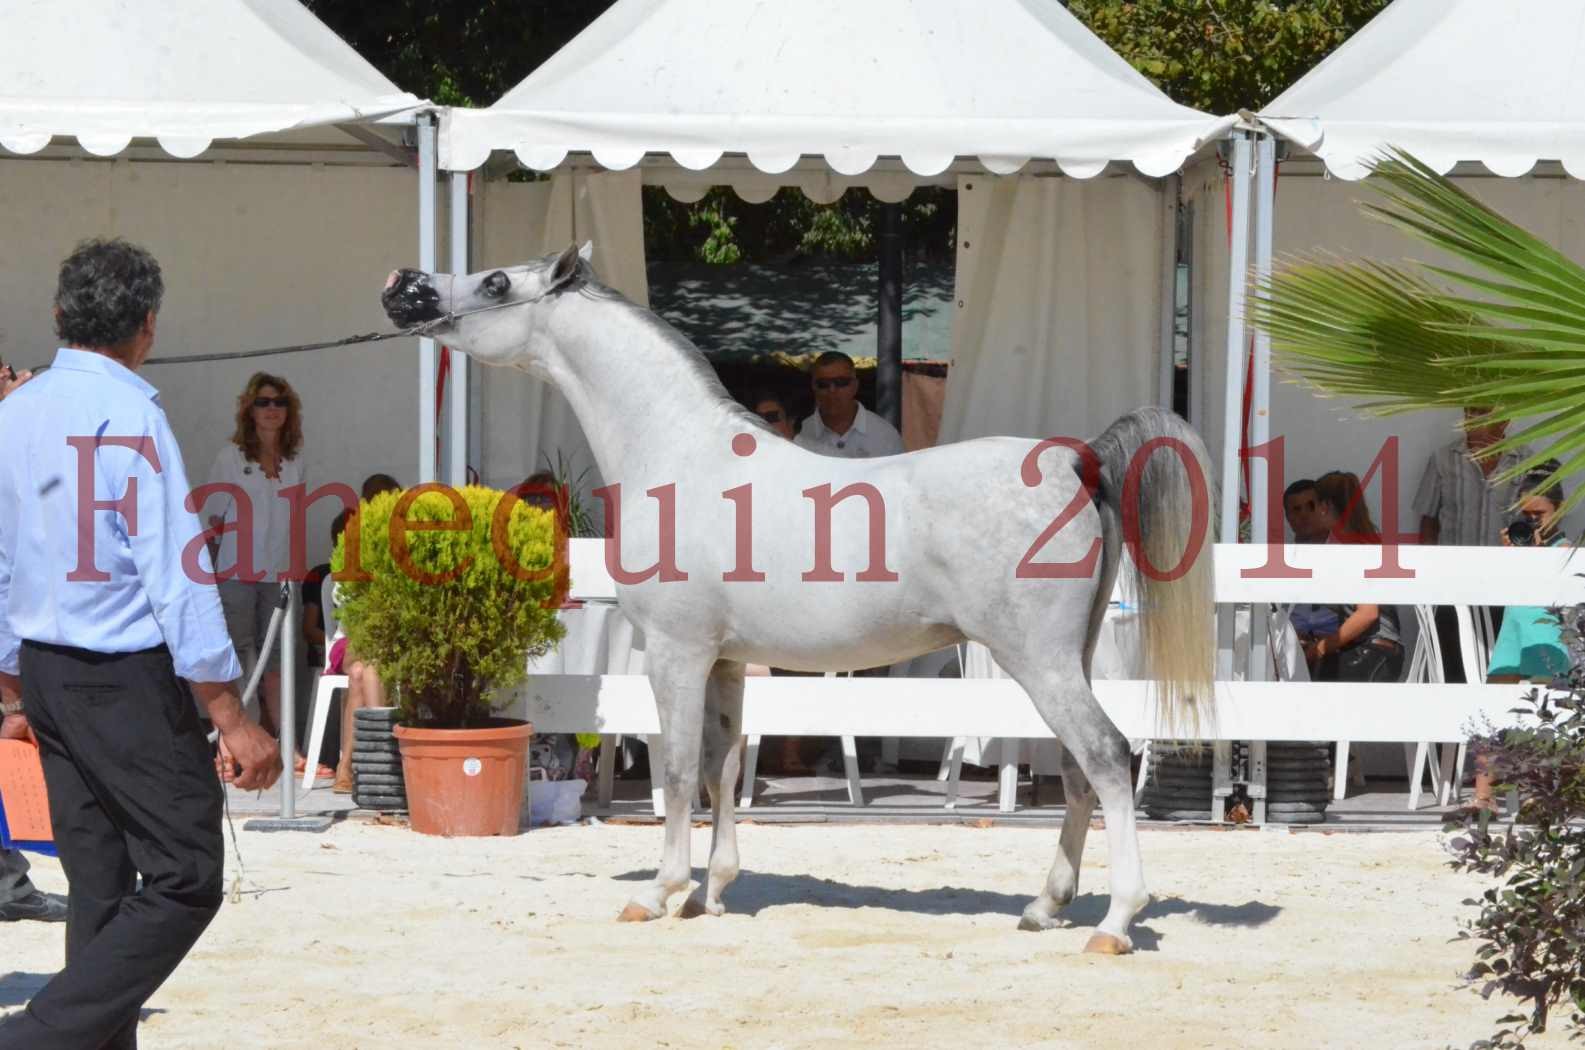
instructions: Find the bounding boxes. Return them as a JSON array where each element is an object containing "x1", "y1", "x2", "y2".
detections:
[{"x1": 1486, "y1": 464, "x2": 1570, "y2": 683}]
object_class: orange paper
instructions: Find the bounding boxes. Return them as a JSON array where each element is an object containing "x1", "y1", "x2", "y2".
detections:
[{"x1": 0, "y1": 738, "x2": 53, "y2": 843}]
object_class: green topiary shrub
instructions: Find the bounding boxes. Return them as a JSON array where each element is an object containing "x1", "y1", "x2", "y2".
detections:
[
  {"x1": 1446, "y1": 604, "x2": 1585, "y2": 1049},
  {"x1": 330, "y1": 484, "x2": 567, "y2": 728}
]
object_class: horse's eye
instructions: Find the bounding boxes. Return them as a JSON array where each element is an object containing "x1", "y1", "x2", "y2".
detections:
[{"x1": 482, "y1": 271, "x2": 510, "y2": 299}]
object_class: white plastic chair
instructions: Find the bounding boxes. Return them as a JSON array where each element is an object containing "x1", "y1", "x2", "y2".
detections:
[
  {"x1": 738, "y1": 671, "x2": 864, "y2": 809},
  {"x1": 1403, "y1": 604, "x2": 1496, "y2": 810},
  {"x1": 301, "y1": 582, "x2": 350, "y2": 792}
]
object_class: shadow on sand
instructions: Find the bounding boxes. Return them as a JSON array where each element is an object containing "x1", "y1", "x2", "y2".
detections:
[
  {"x1": 1, "y1": 972, "x2": 168, "y2": 1021},
  {"x1": 609, "y1": 870, "x2": 1280, "y2": 951}
]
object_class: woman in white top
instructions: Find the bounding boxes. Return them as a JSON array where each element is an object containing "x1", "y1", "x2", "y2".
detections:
[{"x1": 206, "y1": 372, "x2": 328, "y2": 781}]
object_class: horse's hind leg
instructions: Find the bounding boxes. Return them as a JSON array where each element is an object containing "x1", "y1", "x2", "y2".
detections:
[
  {"x1": 620, "y1": 642, "x2": 714, "y2": 922},
  {"x1": 1018, "y1": 750, "x2": 1097, "y2": 932},
  {"x1": 678, "y1": 659, "x2": 745, "y2": 918},
  {"x1": 1014, "y1": 662, "x2": 1147, "y2": 953}
]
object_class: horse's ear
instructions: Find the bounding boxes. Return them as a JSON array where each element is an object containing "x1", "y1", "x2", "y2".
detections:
[
  {"x1": 549, "y1": 243, "x2": 581, "y2": 289},
  {"x1": 578, "y1": 241, "x2": 593, "y2": 263}
]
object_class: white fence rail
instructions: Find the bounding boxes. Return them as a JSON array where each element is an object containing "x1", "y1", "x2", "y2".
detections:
[{"x1": 523, "y1": 540, "x2": 1580, "y2": 817}]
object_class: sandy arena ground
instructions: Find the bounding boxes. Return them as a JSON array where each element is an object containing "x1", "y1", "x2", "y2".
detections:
[{"x1": 2, "y1": 820, "x2": 1567, "y2": 1049}]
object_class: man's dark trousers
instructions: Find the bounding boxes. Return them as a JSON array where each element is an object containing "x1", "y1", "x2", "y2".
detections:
[{"x1": 0, "y1": 641, "x2": 224, "y2": 1050}]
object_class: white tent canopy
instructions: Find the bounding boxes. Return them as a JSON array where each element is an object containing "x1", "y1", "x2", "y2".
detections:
[
  {"x1": 441, "y1": 0, "x2": 1233, "y2": 178},
  {"x1": 0, "y1": 0, "x2": 421, "y2": 158},
  {"x1": 1260, "y1": 0, "x2": 1585, "y2": 180}
]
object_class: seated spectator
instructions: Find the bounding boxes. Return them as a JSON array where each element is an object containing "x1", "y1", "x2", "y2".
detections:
[
  {"x1": 1487, "y1": 464, "x2": 1571, "y2": 683},
  {"x1": 361, "y1": 472, "x2": 401, "y2": 501},
  {"x1": 749, "y1": 389, "x2": 797, "y2": 441},
  {"x1": 325, "y1": 531, "x2": 390, "y2": 794},
  {"x1": 1284, "y1": 477, "x2": 1341, "y2": 644},
  {"x1": 1283, "y1": 478, "x2": 1329, "y2": 544},
  {"x1": 1304, "y1": 471, "x2": 1403, "y2": 682},
  {"x1": 302, "y1": 510, "x2": 350, "y2": 669},
  {"x1": 1469, "y1": 463, "x2": 1572, "y2": 814}
]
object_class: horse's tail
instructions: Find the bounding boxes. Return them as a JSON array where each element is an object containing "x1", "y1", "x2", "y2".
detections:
[{"x1": 1090, "y1": 406, "x2": 1217, "y2": 736}]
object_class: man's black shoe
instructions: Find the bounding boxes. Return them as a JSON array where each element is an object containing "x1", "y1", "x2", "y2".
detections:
[{"x1": 0, "y1": 890, "x2": 67, "y2": 922}]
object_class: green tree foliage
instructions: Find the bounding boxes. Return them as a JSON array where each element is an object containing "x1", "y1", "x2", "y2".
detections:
[
  {"x1": 304, "y1": 1, "x2": 1393, "y2": 263},
  {"x1": 332, "y1": 487, "x2": 567, "y2": 728},
  {"x1": 1067, "y1": 0, "x2": 1392, "y2": 114},
  {"x1": 302, "y1": 1, "x2": 616, "y2": 106}
]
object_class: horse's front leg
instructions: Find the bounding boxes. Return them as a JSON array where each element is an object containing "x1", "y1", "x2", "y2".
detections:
[
  {"x1": 619, "y1": 643, "x2": 715, "y2": 922},
  {"x1": 679, "y1": 659, "x2": 745, "y2": 918}
]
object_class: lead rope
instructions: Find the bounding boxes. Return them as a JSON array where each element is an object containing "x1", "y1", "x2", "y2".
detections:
[
  {"x1": 16, "y1": 274, "x2": 556, "y2": 376},
  {"x1": 207, "y1": 581, "x2": 291, "y2": 904}
]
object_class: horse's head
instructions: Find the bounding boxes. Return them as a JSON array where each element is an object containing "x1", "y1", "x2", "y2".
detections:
[{"x1": 381, "y1": 242, "x2": 593, "y2": 369}]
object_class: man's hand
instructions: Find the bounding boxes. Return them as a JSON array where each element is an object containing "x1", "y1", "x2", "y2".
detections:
[
  {"x1": 0, "y1": 366, "x2": 33, "y2": 401},
  {"x1": 218, "y1": 720, "x2": 282, "y2": 791},
  {"x1": 0, "y1": 712, "x2": 29, "y2": 742},
  {"x1": 192, "y1": 680, "x2": 282, "y2": 791}
]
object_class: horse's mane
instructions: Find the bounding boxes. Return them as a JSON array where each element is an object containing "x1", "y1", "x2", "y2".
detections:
[{"x1": 570, "y1": 264, "x2": 779, "y2": 437}]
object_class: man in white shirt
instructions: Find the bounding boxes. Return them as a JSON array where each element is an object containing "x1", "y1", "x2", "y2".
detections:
[
  {"x1": 793, "y1": 352, "x2": 904, "y2": 458},
  {"x1": 788, "y1": 352, "x2": 904, "y2": 774}
]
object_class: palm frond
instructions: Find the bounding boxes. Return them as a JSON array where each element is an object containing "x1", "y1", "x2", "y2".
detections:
[{"x1": 1250, "y1": 147, "x2": 1585, "y2": 515}]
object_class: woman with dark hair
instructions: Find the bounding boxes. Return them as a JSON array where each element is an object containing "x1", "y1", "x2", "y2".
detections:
[
  {"x1": 1305, "y1": 471, "x2": 1404, "y2": 682},
  {"x1": 206, "y1": 372, "x2": 324, "y2": 780},
  {"x1": 749, "y1": 388, "x2": 797, "y2": 441}
]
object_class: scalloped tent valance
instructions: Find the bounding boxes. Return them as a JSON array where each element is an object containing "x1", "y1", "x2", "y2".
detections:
[
  {"x1": 439, "y1": 0, "x2": 1235, "y2": 180},
  {"x1": 0, "y1": 0, "x2": 423, "y2": 159},
  {"x1": 1258, "y1": 0, "x2": 1585, "y2": 180}
]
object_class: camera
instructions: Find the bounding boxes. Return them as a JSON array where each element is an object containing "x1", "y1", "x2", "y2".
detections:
[{"x1": 1506, "y1": 518, "x2": 1539, "y2": 546}]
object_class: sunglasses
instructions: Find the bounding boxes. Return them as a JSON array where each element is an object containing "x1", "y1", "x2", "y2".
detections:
[
  {"x1": 252, "y1": 396, "x2": 290, "y2": 409},
  {"x1": 758, "y1": 409, "x2": 784, "y2": 424},
  {"x1": 813, "y1": 376, "x2": 854, "y2": 391}
]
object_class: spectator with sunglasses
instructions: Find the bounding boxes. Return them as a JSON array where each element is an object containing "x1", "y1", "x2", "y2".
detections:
[
  {"x1": 793, "y1": 351, "x2": 903, "y2": 459},
  {"x1": 204, "y1": 371, "x2": 326, "y2": 782},
  {"x1": 749, "y1": 389, "x2": 797, "y2": 441}
]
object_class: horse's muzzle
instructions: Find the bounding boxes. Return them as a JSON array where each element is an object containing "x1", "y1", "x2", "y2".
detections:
[{"x1": 382, "y1": 269, "x2": 443, "y2": 327}]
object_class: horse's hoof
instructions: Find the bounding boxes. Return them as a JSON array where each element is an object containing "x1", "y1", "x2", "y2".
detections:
[
  {"x1": 617, "y1": 902, "x2": 659, "y2": 923},
  {"x1": 1017, "y1": 911, "x2": 1058, "y2": 932},
  {"x1": 675, "y1": 895, "x2": 724, "y2": 919},
  {"x1": 1082, "y1": 931, "x2": 1132, "y2": 955}
]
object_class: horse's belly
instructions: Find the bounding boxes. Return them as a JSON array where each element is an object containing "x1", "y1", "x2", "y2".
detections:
[{"x1": 718, "y1": 620, "x2": 964, "y2": 673}]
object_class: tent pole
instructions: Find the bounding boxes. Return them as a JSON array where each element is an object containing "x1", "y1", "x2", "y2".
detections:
[
  {"x1": 418, "y1": 114, "x2": 438, "y2": 485},
  {"x1": 1218, "y1": 132, "x2": 1253, "y2": 545},
  {"x1": 1158, "y1": 174, "x2": 1180, "y2": 410},
  {"x1": 448, "y1": 170, "x2": 470, "y2": 487},
  {"x1": 876, "y1": 201, "x2": 903, "y2": 429},
  {"x1": 1250, "y1": 133, "x2": 1276, "y2": 547}
]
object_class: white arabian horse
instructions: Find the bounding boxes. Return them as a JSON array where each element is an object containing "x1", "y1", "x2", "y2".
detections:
[{"x1": 382, "y1": 245, "x2": 1215, "y2": 953}]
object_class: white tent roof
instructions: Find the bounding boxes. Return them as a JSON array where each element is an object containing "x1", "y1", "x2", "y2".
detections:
[
  {"x1": 441, "y1": 0, "x2": 1234, "y2": 178},
  {"x1": 1260, "y1": 0, "x2": 1585, "y2": 180},
  {"x1": 0, "y1": 0, "x2": 422, "y2": 159}
]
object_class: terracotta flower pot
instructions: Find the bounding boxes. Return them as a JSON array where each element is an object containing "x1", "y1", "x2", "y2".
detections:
[{"x1": 394, "y1": 719, "x2": 534, "y2": 837}]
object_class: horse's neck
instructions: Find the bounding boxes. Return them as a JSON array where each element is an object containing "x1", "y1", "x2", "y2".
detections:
[{"x1": 545, "y1": 293, "x2": 741, "y2": 485}]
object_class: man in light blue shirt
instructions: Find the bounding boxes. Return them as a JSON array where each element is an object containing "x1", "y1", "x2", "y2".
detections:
[{"x1": 0, "y1": 239, "x2": 280, "y2": 1050}]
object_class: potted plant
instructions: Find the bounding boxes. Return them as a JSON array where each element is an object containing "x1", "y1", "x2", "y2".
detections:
[{"x1": 332, "y1": 485, "x2": 566, "y2": 836}]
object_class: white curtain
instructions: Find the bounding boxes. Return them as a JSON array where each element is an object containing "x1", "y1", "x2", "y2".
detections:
[
  {"x1": 939, "y1": 173, "x2": 1170, "y2": 446},
  {"x1": 471, "y1": 169, "x2": 647, "y2": 525}
]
